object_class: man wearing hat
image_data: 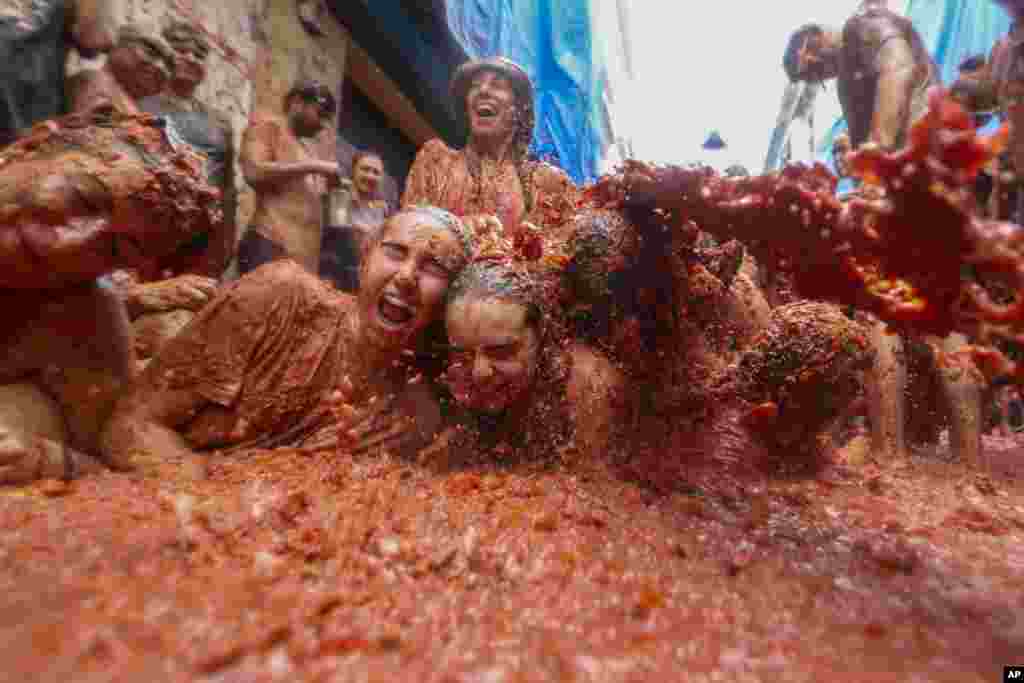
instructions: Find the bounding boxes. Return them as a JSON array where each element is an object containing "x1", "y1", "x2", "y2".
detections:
[
  {"x1": 402, "y1": 56, "x2": 578, "y2": 241},
  {"x1": 238, "y1": 79, "x2": 341, "y2": 274}
]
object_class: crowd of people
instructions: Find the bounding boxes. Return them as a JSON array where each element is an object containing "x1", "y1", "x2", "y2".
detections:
[{"x1": 1, "y1": 0, "x2": 1022, "y2": 487}]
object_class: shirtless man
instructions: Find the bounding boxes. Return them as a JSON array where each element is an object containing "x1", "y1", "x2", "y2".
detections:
[
  {"x1": 66, "y1": 22, "x2": 172, "y2": 115},
  {"x1": 238, "y1": 80, "x2": 340, "y2": 274},
  {"x1": 0, "y1": 0, "x2": 115, "y2": 145},
  {"x1": 783, "y1": 3, "x2": 939, "y2": 150},
  {"x1": 102, "y1": 207, "x2": 475, "y2": 472},
  {"x1": 783, "y1": 6, "x2": 983, "y2": 463}
]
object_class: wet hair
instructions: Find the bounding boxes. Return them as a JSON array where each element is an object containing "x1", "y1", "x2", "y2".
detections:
[
  {"x1": 783, "y1": 24, "x2": 823, "y2": 82},
  {"x1": 564, "y1": 207, "x2": 680, "y2": 358},
  {"x1": 163, "y1": 20, "x2": 211, "y2": 60},
  {"x1": 285, "y1": 80, "x2": 336, "y2": 114},
  {"x1": 447, "y1": 260, "x2": 544, "y2": 334},
  {"x1": 376, "y1": 205, "x2": 476, "y2": 261},
  {"x1": 453, "y1": 59, "x2": 539, "y2": 214}
]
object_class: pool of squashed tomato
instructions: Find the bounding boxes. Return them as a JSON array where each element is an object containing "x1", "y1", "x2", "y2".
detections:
[{"x1": 0, "y1": 434, "x2": 1022, "y2": 682}]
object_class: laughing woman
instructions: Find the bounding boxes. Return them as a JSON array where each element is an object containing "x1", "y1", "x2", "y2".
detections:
[
  {"x1": 401, "y1": 57, "x2": 579, "y2": 241},
  {"x1": 102, "y1": 206, "x2": 476, "y2": 471}
]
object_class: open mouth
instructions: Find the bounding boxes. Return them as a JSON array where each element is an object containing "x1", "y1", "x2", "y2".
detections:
[
  {"x1": 475, "y1": 103, "x2": 498, "y2": 120},
  {"x1": 377, "y1": 292, "x2": 415, "y2": 327}
]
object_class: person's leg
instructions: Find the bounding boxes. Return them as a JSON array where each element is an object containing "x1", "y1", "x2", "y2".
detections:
[
  {"x1": 865, "y1": 320, "x2": 907, "y2": 459},
  {"x1": 903, "y1": 338, "x2": 946, "y2": 449},
  {"x1": 0, "y1": 383, "x2": 104, "y2": 484},
  {"x1": 940, "y1": 333, "x2": 983, "y2": 465},
  {"x1": 37, "y1": 277, "x2": 136, "y2": 458},
  {"x1": 0, "y1": 278, "x2": 135, "y2": 482}
]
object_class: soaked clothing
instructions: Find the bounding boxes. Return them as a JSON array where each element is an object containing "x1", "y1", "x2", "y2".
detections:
[
  {"x1": 0, "y1": 0, "x2": 68, "y2": 145},
  {"x1": 139, "y1": 261, "x2": 350, "y2": 452},
  {"x1": 839, "y1": 6, "x2": 939, "y2": 148},
  {"x1": 402, "y1": 139, "x2": 579, "y2": 235}
]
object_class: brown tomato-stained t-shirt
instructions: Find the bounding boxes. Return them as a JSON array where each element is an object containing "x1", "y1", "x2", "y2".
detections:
[
  {"x1": 142, "y1": 260, "x2": 347, "y2": 452},
  {"x1": 140, "y1": 259, "x2": 444, "y2": 456},
  {"x1": 401, "y1": 138, "x2": 579, "y2": 237}
]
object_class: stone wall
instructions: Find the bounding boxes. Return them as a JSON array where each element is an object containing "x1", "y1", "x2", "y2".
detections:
[{"x1": 72, "y1": 0, "x2": 349, "y2": 262}]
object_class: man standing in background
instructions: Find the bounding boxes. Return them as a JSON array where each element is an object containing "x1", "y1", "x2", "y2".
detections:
[
  {"x1": 238, "y1": 80, "x2": 340, "y2": 274},
  {"x1": 783, "y1": 1, "x2": 939, "y2": 150}
]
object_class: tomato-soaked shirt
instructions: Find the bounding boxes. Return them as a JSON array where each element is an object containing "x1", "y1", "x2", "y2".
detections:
[
  {"x1": 135, "y1": 260, "x2": 440, "y2": 455},
  {"x1": 401, "y1": 138, "x2": 579, "y2": 238}
]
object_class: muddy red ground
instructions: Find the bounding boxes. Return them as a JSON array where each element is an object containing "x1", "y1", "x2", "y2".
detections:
[{"x1": 1, "y1": 434, "x2": 1022, "y2": 682}]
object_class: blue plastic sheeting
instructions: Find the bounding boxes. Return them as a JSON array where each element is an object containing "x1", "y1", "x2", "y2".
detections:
[
  {"x1": 446, "y1": 0, "x2": 605, "y2": 183},
  {"x1": 906, "y1": 0, "x2": 1011, "y2": 85},
  {"x1": 817, "y1": 1, "x2": 1012, "y2": 169}
]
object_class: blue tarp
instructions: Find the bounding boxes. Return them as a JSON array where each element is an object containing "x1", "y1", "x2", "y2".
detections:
[
  {"x1": 446, "y1": 0, "x2": 606, "y2": 183},
  {"x1": 818, "y1": 0, "x2": 1012, "y2": 170},
  {"x1": 906, "y1": 0, "x2": 1012, "y2": 85}
]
